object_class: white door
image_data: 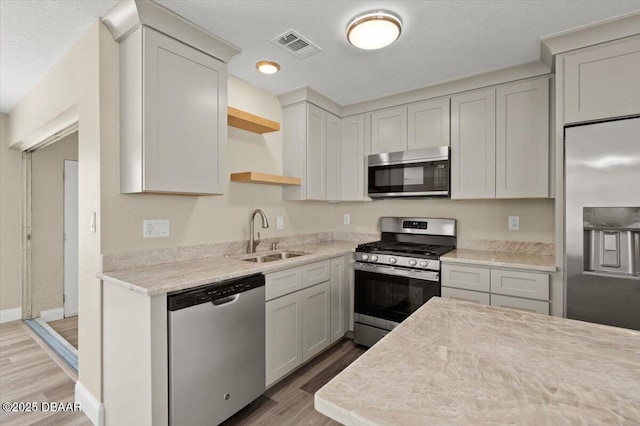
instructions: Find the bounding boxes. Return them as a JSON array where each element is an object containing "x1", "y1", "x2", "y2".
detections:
[{"x1": 63, "y1": 160, "x2": 78, "y2": 317}]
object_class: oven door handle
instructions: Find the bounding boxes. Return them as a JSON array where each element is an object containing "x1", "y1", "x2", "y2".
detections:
[{"x1": 354, "y1": 262, "x2": 439, "y2": 281}]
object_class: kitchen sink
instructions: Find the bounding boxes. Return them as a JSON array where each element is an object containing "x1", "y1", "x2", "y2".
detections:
[{"x1": 241, "y1": 251, "x2": 308, "y2": 263}]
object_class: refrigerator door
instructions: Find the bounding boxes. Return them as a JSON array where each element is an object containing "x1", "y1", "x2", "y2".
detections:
[{"x1": 565, "y1": 117, "x2": 640, "y2": 330}]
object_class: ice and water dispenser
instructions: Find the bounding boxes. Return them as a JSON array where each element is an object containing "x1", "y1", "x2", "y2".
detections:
[{"x1": 583, "y1": 207, "x2": 640, "y2": 277}]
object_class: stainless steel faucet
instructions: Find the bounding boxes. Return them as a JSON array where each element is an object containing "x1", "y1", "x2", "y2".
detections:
[{"x1": 248, "y1": 209, "x2": 269, "y2": 253}]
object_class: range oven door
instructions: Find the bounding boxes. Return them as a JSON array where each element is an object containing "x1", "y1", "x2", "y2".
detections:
[{"x1": 353, "y1": 262, "x2": 440, "y2": 347}]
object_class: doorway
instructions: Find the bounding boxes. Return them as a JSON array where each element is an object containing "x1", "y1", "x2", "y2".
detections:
[{"x1": 23, "y1": 129, "x2": 79, "y2": 371}]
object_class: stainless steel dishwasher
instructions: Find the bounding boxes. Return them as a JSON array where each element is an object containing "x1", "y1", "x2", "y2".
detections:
[{"x1": 168, "y1": 274, "x2": 265, "y2": 425}]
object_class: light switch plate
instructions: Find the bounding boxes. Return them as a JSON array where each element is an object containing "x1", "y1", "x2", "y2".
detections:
[
  {"x1": 508, "y1": 216, "x2": 519, "y2": 231},
  {"x1": 144, "y1": 219, "x2": 170, "y2": 238},
  {"x1": 277, "y1": 216, "x2": 284, "y2": 229},
  {"x1": 344, "y1": 214, "x2": 351, "y2": 225}
]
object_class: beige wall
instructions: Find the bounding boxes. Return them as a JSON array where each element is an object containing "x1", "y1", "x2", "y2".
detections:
[
  {"x1": 100, "y1": 75, "x2": 334, "y2": 254},
  {"x1": 333, "y1": 199, "x2": 554, "y2": 242},
  {"x1": 8, "y1": 23, "x2": 103, "y2": 400},
  {"x1": 31, "y1": 133, "x2": 78, "y2": 317},
  {"x1": 0, "y1": 113, "x2": 23, "y2": 311}
]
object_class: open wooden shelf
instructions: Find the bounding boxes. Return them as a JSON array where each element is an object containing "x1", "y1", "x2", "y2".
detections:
[
  {"x1": 230, "y1": 172, "x2": 301, "y2": 186},
  {"x1": 227, "y1": 106, "x2": 280, "y2": 134}
]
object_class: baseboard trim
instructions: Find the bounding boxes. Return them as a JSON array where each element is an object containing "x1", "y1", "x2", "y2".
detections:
[
  {"x1": 0, "y1": 307, "x2": 22, "y2": 323},
  {"x1": 40, "y1": 307, "x2": 64, "y2": 322},
  {"x1": 75, "y1": 382, "x2": 104, "y2": 426}
]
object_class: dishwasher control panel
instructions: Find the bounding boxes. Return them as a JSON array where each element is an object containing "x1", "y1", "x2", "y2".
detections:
[{"x1": 168, "y1": 273, "x2": 265, "y2": 311}]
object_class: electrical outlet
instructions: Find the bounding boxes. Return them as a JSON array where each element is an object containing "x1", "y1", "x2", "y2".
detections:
[
  {"x1": 343, "y1": 214, "x2": 351, "y2": 225},
  {"x1": 508, "y1": 216, "x2": 519, "y2": 231},
  {"x1": 277, "y1": 216, "x2": 284, "y2": 229},
  {"x1": 144, "y1": 219, "x2": 170, "y2": 238}
]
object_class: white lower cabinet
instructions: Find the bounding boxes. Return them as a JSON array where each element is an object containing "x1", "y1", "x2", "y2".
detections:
[
  {"x1": 442, "y1": 263, "x2": 550, "y2": 314},
  {"x1": 265, "y1": 291, "x2": 303, "y2": 386},
  {"x1": 265, "y1": 255, "x2": 348, "y2": 387},
  {"x1": 302, "y1": 281, "x2": 331, "y2": 362}
]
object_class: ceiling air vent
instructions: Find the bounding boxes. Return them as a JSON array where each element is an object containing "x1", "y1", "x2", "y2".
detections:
[{"x1": 271, "y1": 29, "x2": 321, "y2": 59}]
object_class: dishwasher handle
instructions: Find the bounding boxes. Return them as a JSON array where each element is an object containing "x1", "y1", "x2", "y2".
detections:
[
  {"x1": 167, "y1": 273, "x2": 264, "y2": 311},
  {"x1": 212, "y1": 294, "x2": 239, "y2": 306}
]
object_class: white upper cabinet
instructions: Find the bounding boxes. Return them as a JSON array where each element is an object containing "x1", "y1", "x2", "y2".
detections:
[
  {"x1": 326, "y1": 113, "x2": 342, "y2": 201},
  {"x1": 120, "y1": 27, "x2": 227, "y2": 194},
  {"x1": 451, "y1": 89, "x2": 496, "y2": 199},
  {"x1": 306, "y1": 104, "x2": 328, "y2": 200},
  {"x1": 370, "y1": 106, "x2": 408, "y2": 154},
  {"x1": 451, "y1": 77, "x2": 550, "y2": 200},
  {"x1": 496, "y1": 78, "x2": 549, "y2": 198},
  {"x1": 340, "y1": 114, "x2": 368, "y2": 201},
  {"x1": 283, "y1": 102, "x2": 333, "y2": 201},
  {"x1": 408, "y1": 98, "x2": 451, "y2": 150},
  {"x1": 564, "y1": 36, "x2": 640, "y2": 124}
]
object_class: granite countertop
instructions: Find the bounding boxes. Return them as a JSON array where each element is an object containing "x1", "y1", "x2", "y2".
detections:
[
  {"x1": 98, "y1": 240, "x2": 358, "y2": 296},
  {"x1": 441, "y1": 249, "x2": 556, "y2": 272},
  {"x1": 315, "y1": 297, "x2": 640, "y2": 425}
]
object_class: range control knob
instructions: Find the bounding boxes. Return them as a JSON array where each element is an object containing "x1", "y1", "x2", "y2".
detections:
[
  {"x1": 408, "y1": 259, "x2": 417, "y2": 267},
  {"x1": 370, "y1": 255, "x2": 379, "y2": 262},
  {"x1": 419, "y1": 260, "x2": 429, "y2": 268},
  {"x1": 389, "y1": 257, "x2": 397, "y2": 264},
  {"x1": 361, "y1": 254, "x2": 369, "y2": 261}
]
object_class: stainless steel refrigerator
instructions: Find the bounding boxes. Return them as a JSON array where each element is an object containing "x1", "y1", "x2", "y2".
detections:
[{"x1": 565, "y1": 117, "x2": 640, "y2": 330}]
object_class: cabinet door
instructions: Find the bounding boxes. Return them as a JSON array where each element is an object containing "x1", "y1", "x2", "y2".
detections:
[
  {"x1": 330, "y1": 257, "x2": 347, "y2": 344},
  {"x1": 265, "y1": 267, "x2": 302, "y2": 301},
  {"x1": 370, "y1": 106, "x2": 407, "y2": 154},
  {"x1": 564, "y1": 36, "x2": 640, "y2": 124},
  {"x1": 265, "y1": 292, "x2": 303, "y2": 386},
  {"x1": 340, "y1": 115, "x2": 366, "y2": 201},
  {"x1": 451, "y1": 89, "x2": 496, "y2": 199},
  {"x1": 441, "y1": 287, "x2": 490, "y2": 305},
  {"x1": 326, "y1": 112, "x2": 342, "y2": 201},
  {"x1": 496, "y1": 79, "x2": 549, "y2": 198},
  {"x1": 408, "y1": 98, "x2": 450, "y2": 150},
  {"x1": 441, "y1": 263, "x2": 491, "y2": 292},
  {"x1": 490, "y1": 269, "x2": 549, "y2": 301},
  {"x1": 143, "y1": 27, "x2": 226, "y2": 194},
  {"x1": 490, "y1": 294, "x2": 549, "y2": 315},
  {"x1": 306, "y1": 104, "x2": 326, "y2": 200},
  {"x1": 301, "y1": 281, "x2": 331, "y2": 362}
]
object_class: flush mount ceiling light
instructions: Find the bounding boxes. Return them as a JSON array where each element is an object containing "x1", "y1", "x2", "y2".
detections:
[
  {"x1": 256, "y1": 61, "x2": 281, "y2": 74},
  {"x1": 347, "y1": 10, "x2": 402, "y2": 50}
]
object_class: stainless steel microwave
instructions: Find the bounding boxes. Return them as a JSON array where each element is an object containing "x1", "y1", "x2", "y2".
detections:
[{"x1": 367, "y1": 147, "x2": 450, "y2": 199}]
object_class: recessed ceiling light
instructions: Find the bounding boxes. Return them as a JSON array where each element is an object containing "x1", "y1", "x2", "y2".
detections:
[
  {"x1": 346, "y1": 10, "x2": 402, "y2": 50},
  {"x1": 256, "y1": 61, "x2": 281, "y2": 74}
]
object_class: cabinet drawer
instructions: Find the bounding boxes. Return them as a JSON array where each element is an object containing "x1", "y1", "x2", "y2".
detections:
[
  {"x1": 441, "y1": 287, "x2": 490, "y2": 305},
  {"x1": 302, "y1": 260, "x2": 331, "y2": 288},
  {"x1": 491, "y1": 294, "x2": 549, "y2": 315},
  {"x1": 490, "y1": 269, "x2": 549, "y2": 301},
  {"x1": 266, "y1": 267, "x2": 302, "y2": 301},
  {"x1": 441, "y1": 264, "x2": 490, "y2": 292}
]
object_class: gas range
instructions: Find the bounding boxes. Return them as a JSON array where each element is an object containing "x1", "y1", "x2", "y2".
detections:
[
  {"x1": 353, "y1": 217, "x2": 457, "y2": 348},
  {"x1": 355, "y1": 217, "x2": 456, "y2": 271}
]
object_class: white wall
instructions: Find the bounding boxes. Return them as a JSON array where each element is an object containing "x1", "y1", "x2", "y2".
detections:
[
  {"x1": 0, "y1": 113, "x2": 22, "y2": 313},
  {"x1": 31, "y1": 132, "x2": 78, "y2": 317},
  {"x1": 333, "y1": 198, "x2": 554, "y2": 242},
  {"x1": 8, "y1": 22, "x2": 103, "y2": 402}
]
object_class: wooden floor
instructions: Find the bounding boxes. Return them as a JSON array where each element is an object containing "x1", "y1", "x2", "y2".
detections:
[
  {"x1": 223, "y1": 338, "x2": 366, "y2": 425},
  {"x1": 47, "y1": 316, "x2": 78, "y2": 349},
  {"x1": 0, "y1": 321, "x2": 90, "y2": 426}
]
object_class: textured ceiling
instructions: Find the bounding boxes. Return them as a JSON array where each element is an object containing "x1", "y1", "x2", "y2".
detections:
[
  {"x1": 0, "y1": 0, "x2": 118, "y2": 113},
  {"x1": 1, "y1": 1, "x2": 640, "y2": 114}
]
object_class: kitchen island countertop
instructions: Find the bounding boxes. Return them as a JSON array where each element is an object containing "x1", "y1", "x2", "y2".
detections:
[{"x1": 315, "y1": 297, "x2": 640, "y2": 425}]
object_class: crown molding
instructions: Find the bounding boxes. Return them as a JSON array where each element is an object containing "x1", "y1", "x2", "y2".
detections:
[{"x1": 101, "y1": 0, "x2": 241, "y2": 63}]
